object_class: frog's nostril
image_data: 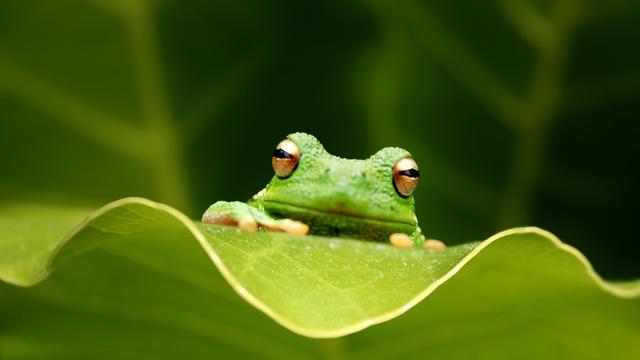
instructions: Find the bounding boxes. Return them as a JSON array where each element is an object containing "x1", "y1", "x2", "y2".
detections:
[
  {"x1": 324, "y1": 168, "x2": 331, "y2": 174},
  {"x1": 360, "y1": 171, "x2": 366, "y2": 178}
]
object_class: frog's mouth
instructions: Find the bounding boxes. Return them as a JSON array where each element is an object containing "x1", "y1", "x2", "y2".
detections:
[{"x1": 262, "y1": 200, "x2": 416, "y2": 235}]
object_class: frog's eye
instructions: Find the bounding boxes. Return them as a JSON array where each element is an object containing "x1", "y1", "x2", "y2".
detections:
[
  {"x1": 393, "y1": 157, "x2": 420, "y2": 197},
  {"x1": 272, "y1": 139, "x2": 300, "y2": 178}
]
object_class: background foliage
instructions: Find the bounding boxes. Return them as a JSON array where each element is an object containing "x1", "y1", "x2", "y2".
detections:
[
  {"x1": 2, "y1": 0, "x2": 638, "y2": 277},
  {"x1": 0, "y1": 0, "x2": 639, "y2": 356}
]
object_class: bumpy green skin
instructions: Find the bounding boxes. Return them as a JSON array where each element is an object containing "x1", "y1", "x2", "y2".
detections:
[{"x1": 204, "y1": 132, "x2": 425, "y2": 246}]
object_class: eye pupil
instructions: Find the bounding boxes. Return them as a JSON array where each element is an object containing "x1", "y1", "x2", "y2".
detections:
[
  {"x1": 399, "y1": 168, "x2": 419, "y2": 178},
  {"x1": 273, "y1": 148, "x2": 293, "y2": 159}
]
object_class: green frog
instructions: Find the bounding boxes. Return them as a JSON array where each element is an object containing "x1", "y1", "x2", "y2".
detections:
[{"x1": 202, "y1": 132, "x2": 444, "y2": 249}]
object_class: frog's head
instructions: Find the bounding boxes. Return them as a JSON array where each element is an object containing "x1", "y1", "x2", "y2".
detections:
[{"x1": 260, "y1": 132, "x2": 421, "y2": 241}]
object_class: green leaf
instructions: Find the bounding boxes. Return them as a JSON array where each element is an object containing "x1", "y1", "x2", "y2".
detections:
[{"x1": 1, "y1": 197, "x2": 639, "y2": 358}]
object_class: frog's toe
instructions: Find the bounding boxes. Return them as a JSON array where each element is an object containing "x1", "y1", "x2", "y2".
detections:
[
  {"x1": 280, "y1": 219, "x2": 309, "y2": 235},
  {"x1": 202, "y1": 212, "x2": 258, "y2": 232},
  {"x1": 266, "y1": 219, "x2": 309, "y2": 235},
  {"x1": 237, "y1": 215, "x2": 259, "y2": 232},
  {"x1": 424, "y1": 239, "x2": 446, "y2": 250},
  {"x1": 202, "y1": 212, "x2": 231, "y2": 225},
  {"x1": 389, "y1": 233, "x2": 414, "y2": 248}
]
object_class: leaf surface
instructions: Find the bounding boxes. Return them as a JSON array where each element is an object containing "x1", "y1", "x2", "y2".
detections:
[{"x1": 1, "y1": 198, "x2": 638, "y2": 359}]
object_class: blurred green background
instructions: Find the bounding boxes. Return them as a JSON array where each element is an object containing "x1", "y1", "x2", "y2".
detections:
[{"x1": 0, "y1": 0, "x2": 638, "y2": 279}]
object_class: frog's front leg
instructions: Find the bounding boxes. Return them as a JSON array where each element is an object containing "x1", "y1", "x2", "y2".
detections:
[
  {"x1": 202, "y1": 201, "x2": 309, "y2": 235},
  {"x1": 389, "y1": 226, "x2": 446, "y2": 250}
]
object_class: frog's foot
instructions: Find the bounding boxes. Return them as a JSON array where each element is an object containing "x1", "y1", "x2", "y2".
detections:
[
  {"x1": 389, "y1": 233, "x2": 446, "y2": 250},
  {"x1": 423, "y1": 239, "x2": 446, "y2": 250},
  {"x1": 202, "y1": 202, "x2": 258, "y2": 232},
  {"x1": 389, "y1": 233, "x2": 414, "y2": 248},
  {"x1": 261, "y1": 218, "x2": 309, "y2": 235},
  {"x1": 202, "y1": 201, "x2": 309, "y2": 235}
]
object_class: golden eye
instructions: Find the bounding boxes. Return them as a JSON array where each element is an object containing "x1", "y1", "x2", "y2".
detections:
[
  {"x1": 393, "y1": 157, "x2": 420, "y2": 197},
  {"x1": 272, "y1": 139, "x2": 300, "y2": 178}
]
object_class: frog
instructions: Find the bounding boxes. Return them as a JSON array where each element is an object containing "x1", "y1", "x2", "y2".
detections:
[{"x1": 202, "y1": 132, "x2": 445, "y2": 249}]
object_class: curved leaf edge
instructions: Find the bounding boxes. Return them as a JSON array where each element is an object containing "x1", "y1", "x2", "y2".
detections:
[{"x1": 2, "y1": 197, "x2": 639, "y2": 339}]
